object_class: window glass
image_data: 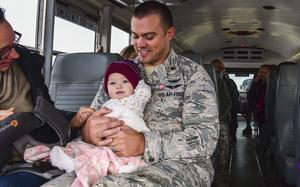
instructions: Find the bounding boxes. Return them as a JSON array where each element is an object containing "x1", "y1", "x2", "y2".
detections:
[
  {"x1": 110, "y1": 26, "x2": 129, "y2": 53},
  {"x1": 52, "y1": 55, "x2": 57, "y2": 66},
  {"x1": 53, "y1": 17, "x2": 95, "y2": 53},
  {"x1": 1, "y1": 0, "x2": 38, "y2": 47},
  {"x1": 228, "y1": 74, "x2": 254, "y2": 92}
]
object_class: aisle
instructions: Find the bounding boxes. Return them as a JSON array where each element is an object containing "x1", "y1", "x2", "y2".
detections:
[{"x1": 228, "y1": 121, "x2": 265, "y2": 187}]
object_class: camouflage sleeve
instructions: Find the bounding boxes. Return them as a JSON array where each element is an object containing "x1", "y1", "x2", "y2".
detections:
[
  {"x1": 90, "y1": 79, "x2": 110, "y2": 110},
  {"x1": 143, "y1": 67, "x2": 220, "y2": 164},
  {"x1": 133, "y1": 80, "x2": 151, "y2": 115}
]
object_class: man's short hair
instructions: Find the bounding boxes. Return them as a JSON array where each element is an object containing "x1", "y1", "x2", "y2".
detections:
[
  {"x1": 0, "y1": 8, "x2": 5, "y2": 22},
  {"x1": 133, "y1": 1, "x2": 173, "y2": 32},
  {"x1": 210, "y1": 59, "x2": 223, "y2": 66},
  {"x1": 210, "y1": 59, "x2": 225, "y2": 71}
]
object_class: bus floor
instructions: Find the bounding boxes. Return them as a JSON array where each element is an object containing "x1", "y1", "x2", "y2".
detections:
[{"x1": 212, "y1": 120, "x2": 280, "y2": 187}]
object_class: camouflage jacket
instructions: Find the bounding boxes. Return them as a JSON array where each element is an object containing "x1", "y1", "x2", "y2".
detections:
[{"x1": 91, "y1": 49, "x2": 219, "y2": 165}]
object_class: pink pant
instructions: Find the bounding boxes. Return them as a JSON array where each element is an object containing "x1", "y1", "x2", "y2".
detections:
[
  {"x1": 24, "y1": 141, "x2": 146, "y2": 187},
  {"x1": 67, "y1": 141, "x2": 145, "y2": 187}
]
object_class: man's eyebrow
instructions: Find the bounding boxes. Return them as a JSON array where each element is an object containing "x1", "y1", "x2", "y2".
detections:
[{"x1": 131, "y1": 31, "x2": 156, "y2": 36}]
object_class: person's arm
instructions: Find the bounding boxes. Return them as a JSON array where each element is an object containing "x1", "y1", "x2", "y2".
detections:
[
  {"x1": 218, "y1": 78, "x2": 232, "y2": 122},
  {"x1": 229, "y1": 79, "x2": 241, "y2": 113},
  {"x1": 143, "y1": 67, "x2": 219, "y2": 164},
  {"x1": 0, "y1": 108, "x2": 15, "y2": 120}
]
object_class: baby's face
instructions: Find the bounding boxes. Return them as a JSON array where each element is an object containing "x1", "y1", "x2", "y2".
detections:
[{"x1": 107, "y1": 73, "x2": 134, "y2": 99}]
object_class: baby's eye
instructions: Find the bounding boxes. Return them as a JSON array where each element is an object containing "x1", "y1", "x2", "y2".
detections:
[
  {"x1": 109, "y1": 81, "x2": 116, "y2": 85},
  {"x1": 123, "y1": 80, "x2": 129, "y2": 84}
]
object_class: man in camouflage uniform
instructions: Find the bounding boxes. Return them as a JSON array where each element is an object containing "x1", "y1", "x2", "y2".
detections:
[{"x1": 42, "y1": 1, "x2": 219, "y2": 187}]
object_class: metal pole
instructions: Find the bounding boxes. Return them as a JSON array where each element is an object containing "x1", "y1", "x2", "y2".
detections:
[
  {"x1": 35, "y1": 0, "x2": 45, "y2": 52},
  {"x1": 99, "y1": 6, "x2": 112, "y2": 53},
  {"x1": 43, "y1": 0, "x2": 55, "y2": 86}
]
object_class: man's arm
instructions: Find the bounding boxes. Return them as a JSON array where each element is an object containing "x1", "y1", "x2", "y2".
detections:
[{"x1": 143, "y1": 67, "x2": 219, "y2": 164}]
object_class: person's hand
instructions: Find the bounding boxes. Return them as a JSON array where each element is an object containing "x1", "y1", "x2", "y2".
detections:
[
  {"x1": 70, "y1": 106, "x2": 94, "y2": 128},
  {"x1": 82, "y1": 107, "x2": 124, "y2": 146},
  {"x1": 77, "y1": 106, "x2": 95, "y2": 124},
  {"x1": 0, "y1": 107, "x2": 15, "y2": 120},
  {"x1": 108, "y1": 125, "x2": 145, "y2": 157}
]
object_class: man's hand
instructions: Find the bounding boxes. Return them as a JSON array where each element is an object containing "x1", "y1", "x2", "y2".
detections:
[
  {"x1": 108, "y1": 125, "x2": 145, "y2": 157},
  {"x1": 0, "y1": 107, "x2": 15, "y2": 120},
  {"x1": 82, "y1": 107, "x2": 124, "y2": 146}
]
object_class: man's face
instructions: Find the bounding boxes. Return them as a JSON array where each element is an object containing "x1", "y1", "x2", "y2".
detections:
[
  {"x1": 0, "y1": 21, "x2": 20, "y2": 72},
  {"x1": 131, "y1": 14, "x2": 175, "y2": 67},
  {"x1": 258, "y1": 67, "x2": 269, "y2": 82}
]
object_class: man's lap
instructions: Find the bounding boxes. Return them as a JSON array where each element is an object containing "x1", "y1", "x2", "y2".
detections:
[{"x1": 42, "y1": 160, "x2": 213, "y2": 187}]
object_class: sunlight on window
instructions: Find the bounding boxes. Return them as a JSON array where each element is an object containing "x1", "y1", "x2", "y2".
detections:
[
  {"x1": 54, "y1": 17, "x2": 95, "y2": 53},
  {"x1": 110, "y1": 26, "x2": 129, "y2": 53},
  {"x1": 1, "y1": 0, "x2": 38, "y2": 47}
]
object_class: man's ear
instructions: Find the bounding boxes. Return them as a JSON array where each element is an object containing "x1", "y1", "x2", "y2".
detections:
[{"x1": 166, "y1": 26, "x2": 175, "y2": 40}]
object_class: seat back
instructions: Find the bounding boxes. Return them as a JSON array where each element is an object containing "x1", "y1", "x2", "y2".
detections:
[
  {"x1": 275, "y1": 62, "x2": 298, "y2": 185},
  {"x1": 275, "y1": 62, "x2": 297, "y2": 156},
  {"x1": 294, "y1": 63, "x2": 300, "y2": 187},
  {"x1": 203, "y1": 64, "x2": 219, "y2": 103},
  {"x1": 49, "y1": 53, "x2": 123, "y2": 112},
  {"x1": 295, "y1": 105, "x2": 300, "y2": 187},
  {"x1": 265, "y1": 70, "x2": 278, "y2": 148}
]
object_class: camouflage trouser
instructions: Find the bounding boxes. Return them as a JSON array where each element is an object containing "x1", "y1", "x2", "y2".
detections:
[
  {"x1": 212, "y1": 122, "x2": 231, "y2": 170},
  {"x1": 218, "y1": 123, "x2": 231, "y2": 168},
  {"x1": 41, "y1": 160, "x2": 214, "y2": 187}
]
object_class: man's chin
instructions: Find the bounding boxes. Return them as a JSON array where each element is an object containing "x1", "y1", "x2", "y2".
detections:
[{"x1": 138, "y1": 56, "x2": 151, "y2": 65}]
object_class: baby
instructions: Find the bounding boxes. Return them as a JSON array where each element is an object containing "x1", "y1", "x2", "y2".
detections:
[{"x1": 24, "y1": 60, "x2": 151, "y2": 187}]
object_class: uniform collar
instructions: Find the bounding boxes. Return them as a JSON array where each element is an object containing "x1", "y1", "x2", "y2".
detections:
[{"x1": 135, "y1": 48, "x2": 181, "y2": 84}]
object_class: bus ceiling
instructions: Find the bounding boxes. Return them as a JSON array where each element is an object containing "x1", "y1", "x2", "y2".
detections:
[{"x1": 18, "y1": 0, "x2": 300, "y2": 84}]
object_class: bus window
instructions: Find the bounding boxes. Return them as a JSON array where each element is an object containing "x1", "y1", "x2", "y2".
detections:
[
  {"x1": 228, "y1": 73, "x2": 254, "y2": 92},
  {"x1": 1, "y1": 0, "x2": 38, "y2": 48},
  {"x1": 110, "y1": 25, "x2": 130, "y2": 53},
  {"x1": 54, "y1": 17, "x2": 95, "y2": 53}
]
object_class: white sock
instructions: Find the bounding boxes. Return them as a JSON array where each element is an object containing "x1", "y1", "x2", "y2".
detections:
[{"x1": 50, "y1": 146, "x2": 75, "y2": 172}]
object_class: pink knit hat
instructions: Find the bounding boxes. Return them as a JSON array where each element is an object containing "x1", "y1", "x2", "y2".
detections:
[{"x1": 104, "y1": 60, "x2": 141, "y2": 94}]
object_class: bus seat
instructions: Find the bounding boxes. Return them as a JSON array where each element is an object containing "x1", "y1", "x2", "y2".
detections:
[
  {"x1": 49, "y1": 53, "x2": 123, "y2": 112},
  {"x1": 275, "y1": 62, "x2": 297, "y2": 185},
  {"x1": 294, "y1": 64, "x2": 300, "y2": 187},
  {"x1": 265, "y1": 70, "x2": 278, "y2": 158}
]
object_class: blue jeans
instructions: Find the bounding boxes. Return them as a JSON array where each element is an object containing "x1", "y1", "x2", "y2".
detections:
[{"x1": 0, "y1": 171, "x2": 48, "y2": 187}]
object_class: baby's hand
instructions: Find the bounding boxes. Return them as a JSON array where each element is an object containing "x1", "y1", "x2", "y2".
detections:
[
  {"x1": 70, "y1": 106, "x2": 95, "y2": 128},
  {"x1": 78, "y1": 106, "x2": 95, "y2": 123},
  {"x1": 0, "y1": 107, "x2": 15, "y2": 120}
]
